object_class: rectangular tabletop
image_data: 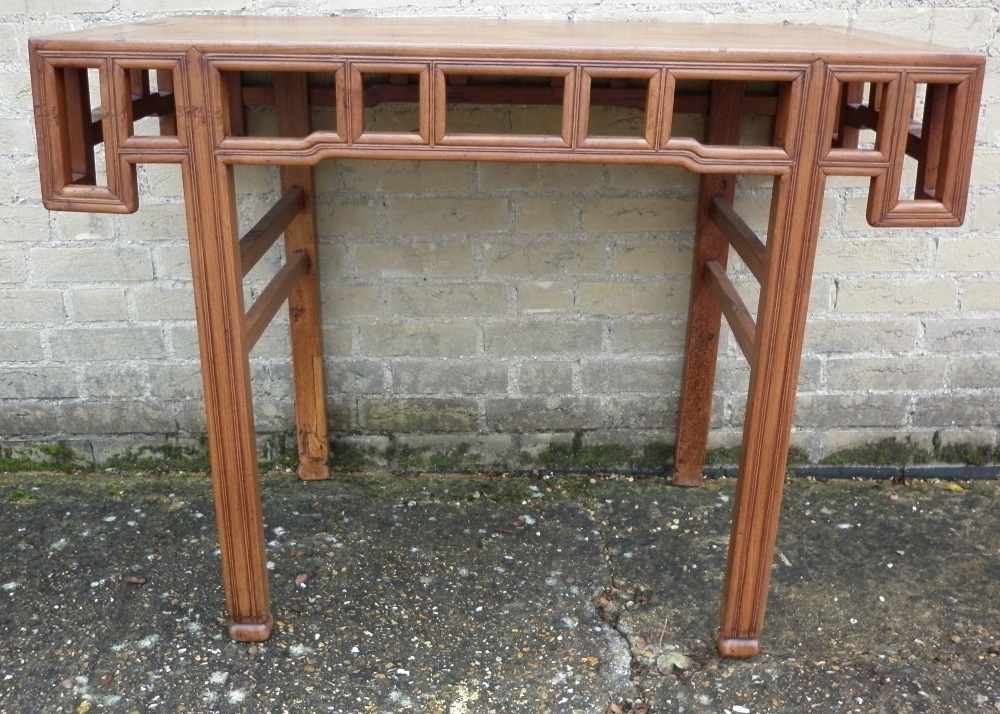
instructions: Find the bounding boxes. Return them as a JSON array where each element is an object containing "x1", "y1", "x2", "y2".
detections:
[{"x1": 31, "y1": 15, "x2": 982, "y2": 64}]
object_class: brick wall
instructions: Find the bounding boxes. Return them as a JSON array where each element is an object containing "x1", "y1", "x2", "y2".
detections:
[{"x1": 1, "y1": 2, "x2": 998, "y2": 468}]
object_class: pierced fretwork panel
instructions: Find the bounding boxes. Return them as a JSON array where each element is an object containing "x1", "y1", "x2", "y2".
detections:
[
  {"x1": 30, "y1": 57, "x2": 139, "y2": 212},
  {"x1": 219, "y1": 69, "x2": 340, "y2": 139},
  {"x1": 823, "y1": 66, "x2": 982, "y2": 228}
]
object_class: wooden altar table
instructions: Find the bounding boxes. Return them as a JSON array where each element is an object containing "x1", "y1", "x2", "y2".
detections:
[{"x1": 29, "y1": 16, "x2": 984, "y2": 657}]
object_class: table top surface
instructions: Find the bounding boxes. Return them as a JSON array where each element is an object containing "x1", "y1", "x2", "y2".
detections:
[{"x1": 30, "y1": 15, "x2": 981, "y2": 63}]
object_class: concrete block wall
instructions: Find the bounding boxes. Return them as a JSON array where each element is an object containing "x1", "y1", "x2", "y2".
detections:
[{"x1": 1, "y1": 1, "x2": 998, "y2": 467}]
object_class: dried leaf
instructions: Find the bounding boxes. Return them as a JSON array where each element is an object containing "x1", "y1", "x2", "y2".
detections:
[
  {"x1": 656, "y1": 651, "x2": 693, "y2": 672},
  {"x1": 938, "y1": 482, "x2": 966, "y2": 493},
  {"x1": 294, "y1": 571, "x2": 314, "y2": 587}
]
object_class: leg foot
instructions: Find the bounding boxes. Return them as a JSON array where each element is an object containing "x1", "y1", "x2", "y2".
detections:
[
  {"x1": 672, "y1": 467, "x2": 704, "y2": 487},
  {"x1": 298, "y1": 459, "x2": 329, "y2": 481},
  {"x1": 716, "y1": 633, "x2": 760, "y2": 659},
  {"x1": 229, "y1": 616, "x2": 274, "y2": 643}
]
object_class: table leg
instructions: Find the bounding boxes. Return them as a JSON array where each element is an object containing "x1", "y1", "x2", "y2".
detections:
[
  {"x1": 715, "y1": 164, "x2": 828, "y2": 659},
  {"x1": 275, "y1": 73, "x2": 330, "y2": 481},
  {"x1": 673, "y1": 81, "x2": 745, "y2": 487},
  {"x1": 182, "y1": 49, "x2": 272, "y2": 641}
]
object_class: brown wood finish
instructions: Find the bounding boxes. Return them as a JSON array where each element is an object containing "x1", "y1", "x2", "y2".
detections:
[
  {"x1": 274, "y1": 73, "x2": 330, "y2": 481},
  {"x1": 672, "y1": 80, "x2": 745, "y2": 487},
  {"x1": 28, "y1": 16, "x2": 985, "y2": 656}
]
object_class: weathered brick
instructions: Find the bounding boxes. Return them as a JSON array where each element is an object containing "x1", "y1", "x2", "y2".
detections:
[
  {"x1": 132, "y1": 286, "x2": 195, "y2": 321},
  {"x1": 961, "y1": 279, "x2": 1000, "y2": 312},
  {"x1": 485, "y1": 322, "x2": 602, "y2": 356},
  {"x1": 0, "y1": 402, "x2": 60, "y2": 435},
  {"x1": 485, "y1": 241, "x2": 604, "y2": 276},
  {"x1": 248, "y1": 321, "x2": 292, "y2": 359},
  {"x1": 363, "y1": 398, "x2": 478, "y2": 431},
  {"x1": 486, "y1": 397, "x2": 602, "y2": 431},
  {"x1": 803, "y1": 318, "x2": 921, "y2": 354},
  {"x1": 791, "y1": 394, "x2": 910, "y2": 428},
  {"x1": 317, "y1": 244, "x2": 347, "y2": 277},
  {"x1": 64, "y1": 402, "x2": 177, "y2": 434},
  {"x1": 49, "y1": 211, "x2": 115, "y2": 242},
  {"x1": 514, "y1": 198, "x2": 577, "y2": 234},
  {"x1": 610, "y1": 319, "x2": 687, "y2": 355},
  {"x1": 148, "y1": 363, "x2": 204, "y2": 399},
  {"x1": 252, "y1": 400, "x2": 296, "y2": 432},
  {"x1": 611, "y1": 240, "x2": 692, "y2": 275},
  {"x1": 606, "y1": 395, "x2": 679, "y2": 429},
  {"x1": 517, "y1": 361, "x2": 574, "y2": 395},
  {"x1": 322, "y1": 325, "x2": 353, "y2": 357},
  {"x1": 353, "y1": 242, "x2": 474, "y2": 278},
  {"x1": 0, "y1": 367, "x2": 78, "y2": 399},
  {"x1": 16, "y1": 0, "x2": 115, "y2": 10},
  {"x1": 949, "y1": 355, "x2": 1000, "y2": 390},
  {"x1": 315, "y1": 200, "x2": 377, "y2": 236},
  {"x1": 586, "y1": 105, "x2": 645, "y2": 138},
  {"x1": 581, "y1": 358, "x2": 681, "y2": 393},
  {"x1": 825, "y1": 357, "x2": 947, "y2": 392},
  {"x1": 323, "y1": 359, "x2": 386, "y2": 394},
  {"x1": 360, "y1": 323, "x2": 479, "y2": 357},
  {"x1": 444, "y1": 105, "x2": 509, "y2": 134},
  {"x1": 855, "y1": 7, "x2": 933, "y2": 44},
  {"x1": 152, "y1": 245, "x2": 194, "y2": 280},
  {"x1": 68, "y1": 288, "x2": 128, "y2": 322},
  {"x1": 392, "y1": 359, "x2": 507, "y2": 394},
  {"x1": 0, "y1": 118, "x2": 35, "y2": 155},
  {"x1": 714, "y1": 355, "x2": 822, "y2": 394},
  {"x1": 517, "y1": 282, "x2": 574, "y2": 315},
  {"x1": 49, "y1": 328, "x2": 165, "y2": 361},
  {"x1": 578, "y1": 281, "x2": 688, "y2": 316},
  {"x1": 478, "y1": 162, "x2": 603, "y2": 191},
  {"x1": 83, "y1": 365, "x2": 146, "y2": 399},
  {"x1": 511, "y1": 105, "x2": 565, "y2": 136},
  {"x1": 384, "y1": 197, "x2": 508, "y2": 236},
  {"x1": 118, "y1": 204, "x2": 188, "y2": 241},
  {"x1": 141, "y1": 164, "x2": 185, "y2": 199},
  {"x1": 32, "y1": 246, "x2": 153, "y2": 283},
  {"x1": 937, "y1": 237, "x2": 1000, "y2": 273},
  {"x1": 912, "y1": 393, "x2": 1000, "y2": 428},
  {"x1": 972, "y1": 185, "x2": 1000, "y2": 229},
  {"x1": 970, "y1": 150, "x2": 1000, "y2": 189},
  {"x1": 388, "y1": 283, "x2": 506, "y2": 318},
  {"x1": 815, "y1": 237, "x2": 929, "y2": 273},
  {"x1": 0, "y1": 289, "x2": 64, "y2": 323},
  {"x1": 321, "y1": 285, "x2": 380, "y2": 319},
  {"x1": 0, "y1": 330, "x2": 43, "y2": 361},
  {"x1": 606, "y1": 164, "x2": 696, "y2": 191},
  {"x1": 0, "y1": 72, "x2": 32, "y2": 114},
  {"x1": 924, "y1": 319, "x2": 1000, "y2": 353},
  {"x1": 337, "y1": 160, "x2": 471, "y2": 194},
  {"x1": 0, "y1": 246, "x2": 26, "y2": 283},
  {"x1": 836, "y1": 279, "x2": 958, "y2": 314},
  {"x1": 581, "y1": 196, "x2": 696, "y2": 233},
  {"x1": 0, "y1": 205, "x2": 48, "y2": 242}
]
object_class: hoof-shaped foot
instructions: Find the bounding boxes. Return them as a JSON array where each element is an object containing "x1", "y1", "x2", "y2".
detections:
[
  {"x1": 716, "y1": 634, "x2": 760, "y2": 658},
  {"x1": 229, "y1": 617, "x2": 273, "y2": 642}
]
